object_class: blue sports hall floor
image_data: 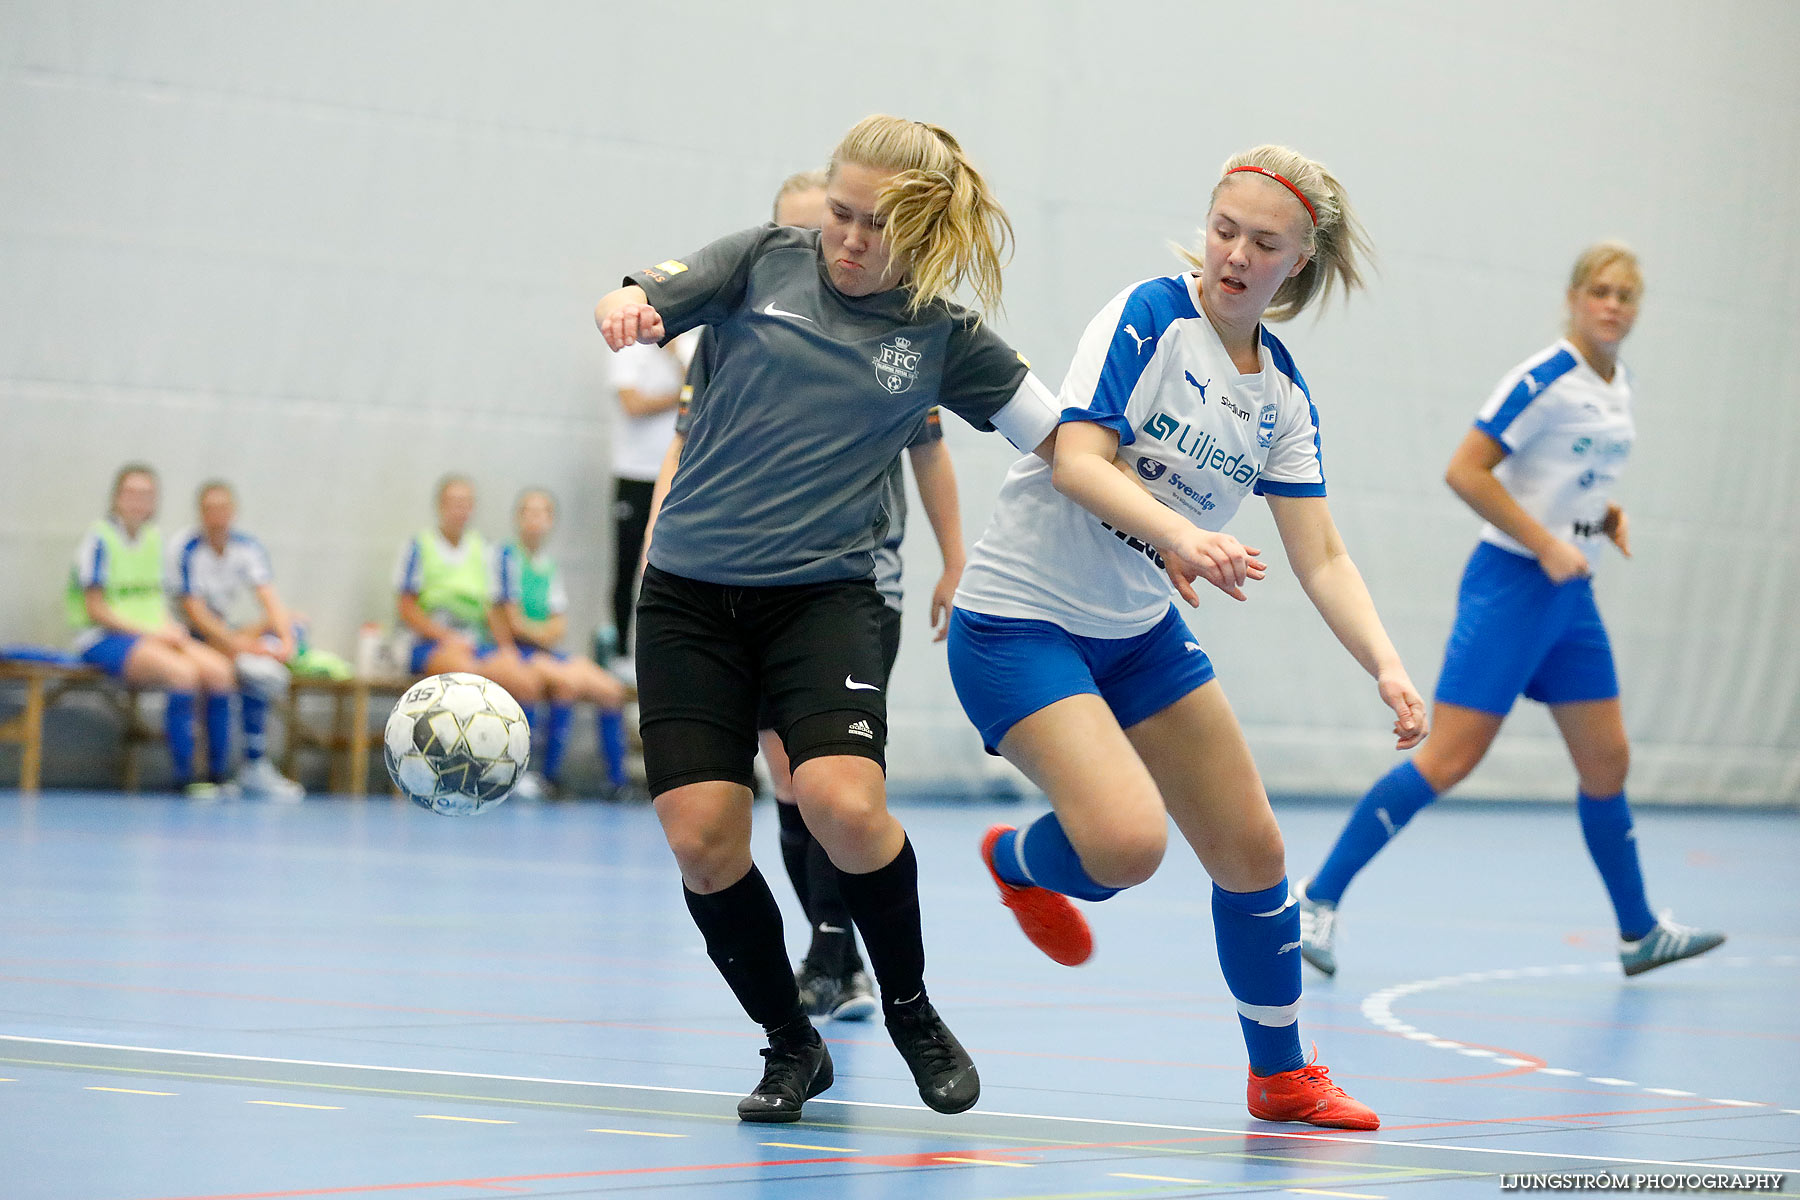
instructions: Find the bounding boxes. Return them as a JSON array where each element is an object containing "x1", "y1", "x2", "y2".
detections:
[{"x1": 1, "y1": 789, "x2": 1795, "y2": 1199}]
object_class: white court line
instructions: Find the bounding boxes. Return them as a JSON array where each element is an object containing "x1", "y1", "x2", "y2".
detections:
[{"x1": 0, "y1": 1035, "x2": 1793, "y2": 1175}]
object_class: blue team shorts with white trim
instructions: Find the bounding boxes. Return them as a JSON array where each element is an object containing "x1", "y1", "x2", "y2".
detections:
[
  {"x1": 409, "y1": 639, "x2": 499, "y2": 675},
  {"x1": 1434, "y1": 541, "x2": 1618, "y2": 715},
  {"x1": 78, "y1": 632, "x2": 141, "y2": 678},
  {"x1": 948, "y1": 604, "x2": 1216, "y2": 753},
  {"x1": 513, "y1": 644, "x2": 569, "y2": 663}
]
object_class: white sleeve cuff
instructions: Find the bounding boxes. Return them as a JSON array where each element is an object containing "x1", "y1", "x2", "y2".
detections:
[{"x1": 990, "y1": 371, "x2": 1060, "y2": 452}]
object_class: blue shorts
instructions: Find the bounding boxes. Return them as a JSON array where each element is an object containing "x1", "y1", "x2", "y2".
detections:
[
  {"x1": 409, "y1": 639, "x2": 498, "y2": 675},
  {"x1": 948, "y1": 605, "x2": 1216, "y2": 753},
  {"x1": 514, "y1": 644, "x2": 568, "y2": 663},
  {"x1": 78, "y1": 632, "x2": 141, "y2": 678},
  {"x1": 1434, "y1": 541, "x2": 1619, "y2": 715}
]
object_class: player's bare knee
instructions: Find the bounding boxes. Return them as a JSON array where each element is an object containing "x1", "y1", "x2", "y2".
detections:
[
  {"x1": 1084, "y1": 822, "x2": 1166, "y2": 889},
  {"x1": 1580, "y1": 741, "x2": 1630, "y2": 797}
]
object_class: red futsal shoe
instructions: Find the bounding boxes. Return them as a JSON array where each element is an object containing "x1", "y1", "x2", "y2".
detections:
[
  {"x1": 1247, "y1": 1054, "x2": 1380, "y2": 1130},
  {"x1": 980, "y1": 825, "x2": 1093, "y2": 966}
]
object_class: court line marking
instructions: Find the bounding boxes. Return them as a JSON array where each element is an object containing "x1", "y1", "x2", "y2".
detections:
[
  {"x1": 1113, "y1": 1172, "x2": 1212, "y2": 1183},
  {"x1": 762, "y1": 1142, "x2": 860, "y2": 1153},
  {"x1": 1289, "y1": 1190, "x2": 1385, "y2": 1198},
  {"x1": 86, "y1": 1085, "x2": 177, "y2": 1095},
  {"x1": 934, "y1": 1155, "x2": 1029, "y2": 1167},
  {"x1": 247, "y1": 1101, "x2": 343, "y2": 1110},
  {"x1": 591, "y1": 1128, "x2": 684, "y2": 1138},
  {"x1": 416, "y1": 1114, "x2": 513, "y2": 1124},
  {"x1": 3, "y1": 1036, "x2": 1794, "y2": 1174},
  {"x1": 1361, "y1": 956, "x2": 1796, "y2": 1111}
]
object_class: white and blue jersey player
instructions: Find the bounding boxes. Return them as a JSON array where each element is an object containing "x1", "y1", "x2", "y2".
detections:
[
  {"x1": 1297, "y1": 243, "x2": 1726, "y2": 979},
  {"x1": 950, "y1": 147, "x2": 1427, "y2": 1131}
]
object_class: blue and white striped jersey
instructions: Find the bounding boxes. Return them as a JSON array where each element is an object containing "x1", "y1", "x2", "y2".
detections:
[
  {"x1": 955, "y1": 273, "x2": 1326, "y2": 638},
  {"x1": 1472, "y1": 339, "x2": 1634, "y2": 565}
]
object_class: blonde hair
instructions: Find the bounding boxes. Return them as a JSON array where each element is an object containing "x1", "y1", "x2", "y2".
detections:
[
  {"x1": 1568, "y1": 240, "x2": 1642, "y2": 294},
  {"x1": 515, "y1": 486, "x2": 557, "y2": 517},
  {"x1": 829, "y1": 114, "x2": 1012, "y2": 319},
  {"x1": 1181, "y1": 145, "x2": 1371, "y2": 323},
  {"x1": 771, "y1": 169, "x2": 828, "y2": 220}
]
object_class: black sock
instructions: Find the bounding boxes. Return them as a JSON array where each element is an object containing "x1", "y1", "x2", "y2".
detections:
[
  {"x1": 683, "y1": 867, "x2": 808, "y2": 1034},
  {"x1": 775, "y1": 802, "x2": 812, "y2": 917},
  {"x1": 803, "y1": 833, "x2": 856, "y2": 978},
  {"x1": 836, "y1": 836, "x2": 926, "y2": 1014}
]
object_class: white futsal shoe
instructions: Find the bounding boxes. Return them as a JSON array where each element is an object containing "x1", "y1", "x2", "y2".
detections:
[
  {"x1": 236, "y1": 757, "x2": 304, "y2": 801},
  {"x1": 1620, "y1": 916, "x2": 1725, "y2": 977},
  {"x1": 1294, "y1": 877, "x2": 1338, "y2": 977}
]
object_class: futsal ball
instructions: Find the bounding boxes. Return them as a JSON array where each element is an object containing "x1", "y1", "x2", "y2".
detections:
[{"x1": 383, "y1": 672, "x2": 531, "y2": 815}]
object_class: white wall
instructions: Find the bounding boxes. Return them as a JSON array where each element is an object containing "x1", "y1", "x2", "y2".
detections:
[{"x1": 3, "y1": 0, "x2": 1795, "y2": 802}]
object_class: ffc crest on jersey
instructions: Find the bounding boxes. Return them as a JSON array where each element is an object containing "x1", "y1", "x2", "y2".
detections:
[{"x1": 873, "y1": 336, "x2": 921, "y2": 394}]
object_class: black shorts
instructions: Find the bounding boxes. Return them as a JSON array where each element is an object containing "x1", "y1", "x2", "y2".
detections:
[
  {"x1": 636, "y1": 565, "x2": 893, "y2": 795},
  {"x1": 756, "y1": 603, "x2": 900, "y2": 732}
]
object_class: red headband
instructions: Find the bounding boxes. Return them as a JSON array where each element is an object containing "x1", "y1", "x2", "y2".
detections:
[{"x1": 1225, "y1": 165, "x2": 1317, "y2": 226}]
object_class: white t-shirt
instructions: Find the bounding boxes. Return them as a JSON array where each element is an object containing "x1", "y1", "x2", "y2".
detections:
[
  {"x1": 609, "y1": 335, "x2": 694, "y2": 482},
  {"x1": 1473, "y1": 339, "x2": 1634, "y2": 566},
  {"x1": 956, "y1": 273, "x2": 1326, "y2": 638},
  {"x1": 167, "y1": 528, "x2": 275, "y2": 629}
]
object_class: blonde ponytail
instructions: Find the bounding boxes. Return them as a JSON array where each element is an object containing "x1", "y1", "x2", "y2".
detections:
[
  {"x1": 1181, "y1": 144, "x2": 1372, "y2": 322},
  {"x1": 830, "y1": 115, "x2": 1013, "y2": 320}
]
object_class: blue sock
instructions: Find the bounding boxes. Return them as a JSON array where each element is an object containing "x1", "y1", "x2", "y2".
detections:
[
  {"x1": 989, "y1": 813, "x2": 1121, "y2": 902},
  {"x1": 598, "y1": 710, "x2": 628, "y2": 788},
  {"x1": 241, "y1": 693, "x2": 268, "y2": 762},
  {"x1": 541, "y1": 703, "x2": 573, "y2": 783},
  {"x1": 205, "y1": 694, "x2": 232, "y2": 781},
  {"x1": 164, "y1": 692, "x2": 196, "y2": 785},
  {"x1": 1310, "y1": 761, "x2": 1438, "y2": 904},
  {"x1": 1578, "y1": 791, "x2": 1656, "y2": 940},
  {"x1": 1214, "y1": 879, "x2": 1306, "y2": 1077}
]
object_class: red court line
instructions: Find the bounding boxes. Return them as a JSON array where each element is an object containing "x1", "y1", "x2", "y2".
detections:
[{"x1": 1384, "y1": 1102, "x2": 1727, "y2": 1131}]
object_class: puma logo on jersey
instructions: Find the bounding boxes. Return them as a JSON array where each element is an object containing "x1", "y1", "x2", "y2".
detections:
[
  {"x1": 847, "y1": 719, "x2": 874, "y2": 739},
  {"x1": 1522, "y1": 374, "x2": 1545, "y2": 397},
  {"x1": 845, "y1": 675, "x2": 881, "y2": 692},
  {"x1": 1184, "y1": 641, "x2": 1203, "y2": 653},
  {"x1": 817, "y1": 923, "x2": 847, "y2": 934},
  {"x1": 1277, "y1": 940, "x2": 1302, "y2": 955},
  {"x1": 762, "y1": 301, "x2": 813, "y2": 323},
  {"x1": 1376, "y1": 808, "x2": 1398, "y2": 838},
  {"x1": 1123, "y1": 324, "x2": 1152, "y2": 354},
  {"x1": 1185, "y1": 371, "x2": 1209, "y2": 400}
]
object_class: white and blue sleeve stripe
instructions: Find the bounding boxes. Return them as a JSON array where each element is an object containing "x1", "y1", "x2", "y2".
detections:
[
  {"x1": 1255, "y1": 329, "x2": 1327, "y2": 498},
  {"x1": 1476, "y1": 346, "x2": 1577, "y2": 451},
  {"x1": 394, "y1": 538, "x2": 423, "y2": 595},
  {"x1": 1061, "y1": 277, "x2": 1199, "y2": 446},
  {"x1": 75, "y1": 531, "x2": 108, "y2": 589}
]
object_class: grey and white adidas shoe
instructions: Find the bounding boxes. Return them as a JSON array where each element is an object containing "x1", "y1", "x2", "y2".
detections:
[
  {"x1": 1294, "y1": 877, "x2": 1339, "y2": 977},
  {"x1": 1620, "y1": 916, "x2": 1725, "y2": 977}
]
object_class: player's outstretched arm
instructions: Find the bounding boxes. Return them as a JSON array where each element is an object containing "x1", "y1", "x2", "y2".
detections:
[
  {"x1": 594, "y1": 285, "x2": 664, "y2": 351},
  {"x1": 1049, "y1": 420, "x2": 1265, "y2": 604},
  {"x1": 1266, "y1": 494, "x2": 1427, "y2": 749},
  {"x1": 906, "y1": 439, "x2": 965, "y2": 640}
]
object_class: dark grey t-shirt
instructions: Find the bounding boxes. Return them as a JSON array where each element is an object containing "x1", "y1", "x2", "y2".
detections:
[{"x1": 631, "y1": 224, "x2": 1023, "y2": 588}]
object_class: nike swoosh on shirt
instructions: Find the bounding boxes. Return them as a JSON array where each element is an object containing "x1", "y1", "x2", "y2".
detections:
[
  {"x1": 845, "y1": 676, "x2": 881, "y2": 692},
  {"x1": 762, "y1": 301, "x2": 813, "y2": 322}
]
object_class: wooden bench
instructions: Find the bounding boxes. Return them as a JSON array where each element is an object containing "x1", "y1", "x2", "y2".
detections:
[
  {"x1": 281, "y1": 674, "x2": 416, "y2": 797},
  {"x1": 0, "y1": 659, "x2": 162, "y2": 793}
]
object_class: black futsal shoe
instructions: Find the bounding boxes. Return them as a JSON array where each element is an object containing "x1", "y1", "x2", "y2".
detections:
[
  {"x1": 885, "y1": 1000, "x2": 980, "y2": 1114},
  {"x1": 736, "y1": 1032, "x2": 834, "y2": 1123}
]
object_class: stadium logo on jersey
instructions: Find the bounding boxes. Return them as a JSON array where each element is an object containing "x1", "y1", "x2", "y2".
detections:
[
  {"x1": 1220, "y1": 395, "x2": 1253, "y2": 423},
  {"x1": 873, "y1": 336, "x2": 922, "y2": 394},
  {"x1": 1137, "y1": 457, "x2": 1167, "y2": 481},
  {"x1": 1141, "y1": 410, "x2": 1261, "y2": 489},
  {"x1": 1256, "y1": 402, "x2": 1279, "y2": 449},
  {"x1": 1184, "y1": 372, "x2": 1209, "y2": 400},
  {"x1": 1123, "y1": 324, "x2": 1153, "y2": 354}
]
